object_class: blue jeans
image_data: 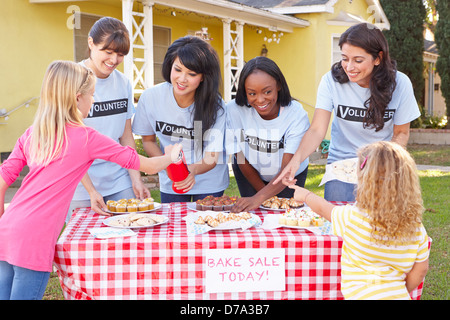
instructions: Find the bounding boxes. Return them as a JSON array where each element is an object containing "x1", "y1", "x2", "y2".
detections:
[
  {"x1": 160, "y1": 191, "x2": 225, "y2": 203},
  {"x1": 232, "y1": 157, "x2": 308, "y2": 198},
  {"x1": 324, "y1": 179, "x2": 356, "y2": 201},
  {"x1": 0, "y1": 260, "x2": 50, "y2": 300},
  {"x1": 66, "y1": 187, "x2": 136, "y2": 223}
]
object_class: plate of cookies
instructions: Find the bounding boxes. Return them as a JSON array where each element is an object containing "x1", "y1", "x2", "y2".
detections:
[
  {"x1": 259, "y1": 196, "x2": 304, "y2": 211},
  {"x1": 103, "y1": 212, "x2": 168, "y2": 229},
  {"x1": 105, "y1": 198, "x2": 161, "y2": 214},
  {"x1": 183, "y1": 211, "x2": 261, "y2": 235}
]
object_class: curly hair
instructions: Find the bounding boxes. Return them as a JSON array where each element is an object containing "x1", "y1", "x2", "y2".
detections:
[{"x1": 356, "y1": 141, "x2": 424, "y2": 246}]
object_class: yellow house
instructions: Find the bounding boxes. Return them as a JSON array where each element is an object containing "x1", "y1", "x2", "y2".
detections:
[{"x1": 0, "y1": 0, "x2": 389, "y2": 159}]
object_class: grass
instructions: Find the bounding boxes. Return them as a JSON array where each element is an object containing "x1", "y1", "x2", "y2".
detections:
[{"x1": 44, "y1": 144, "x2": 450, "y2": 300}]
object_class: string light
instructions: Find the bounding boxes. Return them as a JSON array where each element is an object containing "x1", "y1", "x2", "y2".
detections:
[{"x1": 154, "y1": 6, "x2": 283, "y2": 44}]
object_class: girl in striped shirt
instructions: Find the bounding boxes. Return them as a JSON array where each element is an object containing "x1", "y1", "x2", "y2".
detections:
[{"x1": 289, "y1": 141, "x2": 429, "y2": 300}]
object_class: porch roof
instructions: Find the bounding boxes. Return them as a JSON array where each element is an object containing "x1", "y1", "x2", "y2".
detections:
[{"x1": 30, "y1": 0, "x2": 310, "y2": 32}]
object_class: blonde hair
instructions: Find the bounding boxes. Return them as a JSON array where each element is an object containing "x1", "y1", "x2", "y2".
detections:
[
  {"x1": 28, "y1": 60, "x2": 95, "y2": 166},
  {"x1": 356, "y1": 141, "x2": 424, "y2": 246}
]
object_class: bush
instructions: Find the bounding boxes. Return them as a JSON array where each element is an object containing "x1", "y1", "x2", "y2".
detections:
[{"x1": 412, "y1": 114, "x2": 448, "y2": 129}]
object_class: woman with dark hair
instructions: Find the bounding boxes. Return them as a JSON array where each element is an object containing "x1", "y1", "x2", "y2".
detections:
[
  {"x1": 133, "y1": 36, "x2": 229, "y2": 203},
  {"x1": 68, "y1": 17, "x2": 150, "y2": 222},
  {"x1": 275, "y1": 23, "x2": 420, "y2": 201},
  {"x1": 226, "y1": 56, "x2": 310, "y2": 212}
]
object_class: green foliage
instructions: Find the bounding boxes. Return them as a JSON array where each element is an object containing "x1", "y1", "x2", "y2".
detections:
[
  {"x1": 411, "y1": 113, "x2": 448, "y2": 129},
  {"x1": 435, "y1": 0, "x2": 450, "y2": 120},
  {"x1": 135, "y1": 138, "x2": 148, "y2": 157},
  {"x1": 380, "y1": 0, "x2": 426, "y2": 105}
]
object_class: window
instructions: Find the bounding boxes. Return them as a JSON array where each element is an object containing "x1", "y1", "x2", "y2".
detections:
[
  {"x1": 153, "y1": 26, "x2": 171, "y2": 84},
  {"x1": 331, "y1": 34, "x2": 341, "y2": 66},
  {"x1": 73, "y1": 13, "x2": 102, "y2": 62}
]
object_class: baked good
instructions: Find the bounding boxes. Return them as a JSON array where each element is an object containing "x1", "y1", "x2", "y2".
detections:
[
  {"x1": 195, "y1": 199, "x2": 203, "y2": 210},
  {"x1": 202, "y1": 200, "x2": 214, "y2": 211},
  {"x1": 116, "y1": 203, "x2": 127, "y2": 213},
  {"x1": 193, "y1": 195, "x2": 238, "y2": 211},
  {"x1": 288, "y1": 198, "x2": 303, "y2": 208},
  {"x1": 127, "y1": 203, "x2": 138, "y2": 212},
  {"x1": 240, "y1": 212, "x2": 252, "y2": 220},
  {"x1": 297, "y1": 216, "x2": 311, "y2": 227},
  {"x1": 262, "y1": 197, "x2": 304, "y2": 210},
  {"x1": 149, "y1": 214, "x2": 165, "y2": 223},
  {"x1": 107, "y1": 200, "x2": 117, "y2": 212},
  {"x1": 138, "y1": 202, "x2": 150, "y2": 211},
  {"x1": 213, "y1": 200, "x2": 224, "y2": 211},
  {"x1": 194, "y1": 216, "x2": 205, "y2": 224},
  {"x1": 311, "y1": 214, "x2": 324, "y2": 227},
  {"x1": 206, "y1": 218, "x2": 220, "y2": 228}
]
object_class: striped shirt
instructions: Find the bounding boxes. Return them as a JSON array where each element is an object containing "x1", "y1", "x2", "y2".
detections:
[{"x1": 332, "y1": 204, "x2": 429, "y2": 300}]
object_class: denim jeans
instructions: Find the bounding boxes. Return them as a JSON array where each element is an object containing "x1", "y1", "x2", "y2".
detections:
[
  {"x1": 0, "y1": 260, "x2": 51, "y2": 300},
  {"x1": 232, "y1": 157, "x2": 308, "y2": 198},
  {"x1": 66, "y1": 187, "x2": 136, "y2": 223},
  {"x1": 160, "y1": 191, "x2": 225, "y2": 203},
  {"x1": 324, "y1": 179, "x2": 356, "y2": 202}
]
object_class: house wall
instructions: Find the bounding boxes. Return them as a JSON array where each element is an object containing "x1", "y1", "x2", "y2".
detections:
[
  {"x1": 1, "y1": 0, "x2": 374, "y2": 154},
  {"x1": 0, "y1": 0, "x2": 122, "y2": 154},
  {"x1": 424, "y1": 70, "x2": 447, "y2": 117}
]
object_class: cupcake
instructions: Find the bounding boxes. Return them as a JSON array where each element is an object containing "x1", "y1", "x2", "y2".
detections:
[
  {"x1": 222, "y1": 199, "x2": 234, "y2": 211},
  {"x1": 297, "y1": 216, "x2": 311, "y2": 227},
  {"x1": 195, "y1": 199, "x2": 203, "y2": 210},
  {"x1": 116, "y1": 203, "x2": 127, "y2": 213},
  {"x1": 138, "y1": 201, "x2": 150, "y2": 212},
  {"x1": 278, "y1": 214, "x2": 287, "y2": 225},
  {"x1": 144, "y1": 200, "x2": 155, "y2": 210},
  {"x1": 127, "y1": 203, "x2": 138, "y2": 212},
  {"x1": 213, "y1": 200, "x2": 224, "y2": 211},
  {"x1": 202, "y1": 200, "x2": 213, "y2": 211},
  {"x1": 107, "y1": 200, "x2": 117, "y2": 212},
  {"x1": 311, "y1": 214, "x2": 324, "y2": 227}
]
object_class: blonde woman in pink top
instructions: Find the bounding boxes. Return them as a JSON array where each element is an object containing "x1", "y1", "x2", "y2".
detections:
[{"x1": 0, "y1": 60, "x2": 181, "y2": 300}]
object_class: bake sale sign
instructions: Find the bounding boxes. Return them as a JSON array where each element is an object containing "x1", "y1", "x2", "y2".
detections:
[{"x1": 205, "y1": 248, "x2": 285, "y2": 293}]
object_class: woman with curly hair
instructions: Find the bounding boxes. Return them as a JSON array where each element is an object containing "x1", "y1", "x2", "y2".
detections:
[
  {"x1": 275, "y1": 23, "x2": 421, "y2": 201},
  {"x1": 289, "y1": 141, "x2": 429, "y2": 300}
]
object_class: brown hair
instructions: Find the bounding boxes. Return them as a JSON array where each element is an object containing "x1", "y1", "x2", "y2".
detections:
[
  {"x1": 88, "y1": 17, "x2": 130, "y2": 55},
  {"x1": 332, "y1": 23, "x2": 397, "y2": 132}
]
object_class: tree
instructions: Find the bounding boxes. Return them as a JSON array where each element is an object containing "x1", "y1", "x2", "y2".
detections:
[
  {"x1": 435, "y1": 0, "x2": 450, "y2": 124},
  {"x1": 380, "y1": 0, "x2": 426, "y2": 107}
]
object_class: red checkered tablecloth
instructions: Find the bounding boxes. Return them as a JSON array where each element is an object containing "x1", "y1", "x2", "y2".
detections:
[{"x1": 54, "y1": 202, "x2": 425, "y2": 300}]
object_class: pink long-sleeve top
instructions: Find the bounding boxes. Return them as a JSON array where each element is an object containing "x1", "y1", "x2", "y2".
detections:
[{"x1": 0, "y1": 124, "x2": 140, "y2": 272}]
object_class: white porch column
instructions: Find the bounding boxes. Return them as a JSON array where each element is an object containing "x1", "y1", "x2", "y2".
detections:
[
  {"x1": 236, "y1": 21, "x2": 244, "y2": 79},
  {"x1": 122, "y1": 0, "x2": 134, "y2": 86},
  {"x1": 223, "y1": 18, "x2": 232, "y2": 103},
  {"x1": 222, "y1": 19, "x2": 245, "y2": 102},
  {"x1": 143, "y1": 3, "x2": 154, "y2": 88}
]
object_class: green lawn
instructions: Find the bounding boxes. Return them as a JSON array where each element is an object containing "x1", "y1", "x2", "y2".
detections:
[{"x1": 44, "y1": 145, "x2": 450, "y2": 300}]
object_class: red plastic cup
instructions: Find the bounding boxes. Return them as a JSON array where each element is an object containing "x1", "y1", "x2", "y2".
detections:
[{"x1": 166, "y1": 150, "x2": 190, "y2": 194}]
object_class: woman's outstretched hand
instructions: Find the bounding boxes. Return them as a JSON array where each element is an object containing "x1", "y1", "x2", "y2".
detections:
[{"x1": 273, "y1": 160, "x2": 300, "y2": 186}]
